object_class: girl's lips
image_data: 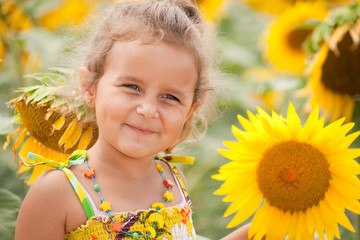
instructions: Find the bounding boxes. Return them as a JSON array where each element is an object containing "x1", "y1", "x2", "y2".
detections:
[{"x1": 126, "y1": 124, "x2": 156, "y2": 135}]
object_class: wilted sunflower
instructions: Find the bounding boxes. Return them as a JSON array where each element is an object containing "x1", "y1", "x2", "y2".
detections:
[
  {"x1": 213, "y1": 103, "x2": 360, "y2": 240},
  {"x1": 3, "y1": 69, "x2": 98, "y2": 184},
  {"x1": 305, "y1": 3, "x2": 360, "y2": 121},
  {"x1": 266, "y1": 1, "x2": 328, "y2": 74}
]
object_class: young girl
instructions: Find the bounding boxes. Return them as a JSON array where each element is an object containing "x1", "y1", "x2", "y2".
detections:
[{"x1": 15, "y1": 0, "x2": 251, "y2": 239}]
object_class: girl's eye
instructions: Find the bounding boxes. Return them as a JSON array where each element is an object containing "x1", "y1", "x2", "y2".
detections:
[
  {"x1": 163, "y1": 94, "x2": 179, "y2": 102},
  {"x1": 124, "y1": 84, "x2": 140, "y2": 92}
]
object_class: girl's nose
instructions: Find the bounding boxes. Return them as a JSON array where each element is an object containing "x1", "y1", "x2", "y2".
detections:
[{"x1": 136, "y1": 98, "x2": 159, "y2": 119}]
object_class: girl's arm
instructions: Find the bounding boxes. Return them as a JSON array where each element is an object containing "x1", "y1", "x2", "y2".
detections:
[
  {"x1": 15, "y1": 170, "x2": 69, "y2": 240},
  {"x1": 221, "y1": 223, "x2": 265, "y2": 240},
  {"x1": 221, "y1": 223, "x2": 250, "y2": 240}
]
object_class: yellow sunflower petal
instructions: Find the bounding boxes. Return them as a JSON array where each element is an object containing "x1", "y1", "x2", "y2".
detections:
[
  {"x1": 12, "y1": 129, "x2": 27, "y2": 160},
  {"x1": 64, "y1": 123, "x2": 82, "y2": 150},
  {"x1": 287, "y1": 102, "x2": 301, "y2": 138},
  {"x1": 3, "y1": 124, "x2": 24, "y2": 151},
  {"x1": 224, "y1": 188, "x2": 262, "y2": 217},
  {"x1": 77, "y1": 125, "x2": 94, "y2": 150},
  {"x1": 295, "y1": 211, "x2": 306, "y2": 240},
  {"x1": 334, "y1": 210, "x2": 355, "y2": 232},
  {"x1": 318, "y1": 200, "x2": 339, "y2": 239},
  {"x1": 324, "y1": 190, "x2": 344, "y2": 212},
  {"x1": 58, "y1": 117, "x2": 83, "y2": 151},
  {"x1": 225, "y1": 194, "x2": 262, "y2": 228},
  {"x1": 305, "y1": 207, "x2": 315, "y2": 235},
  {"x1": 25, "y1": 164, "x2": 48, "y2": 185},
  {"x1": 231, "y1": 125, "x2": 246, "y2": 141},
  {"x1": 53, "y1": 114, "x2": 66, "y2": 130},
  {"x1": 311, "y1": 206, "x2": 325, "y2": 240}
]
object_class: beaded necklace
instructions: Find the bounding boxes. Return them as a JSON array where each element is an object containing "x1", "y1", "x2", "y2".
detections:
[{"x1": 83, "y1": 156, "x2": 175, "y2": 239}]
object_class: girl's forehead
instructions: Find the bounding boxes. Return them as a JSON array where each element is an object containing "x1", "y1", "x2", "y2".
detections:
[
  {"x1": 108, "y1": 40, "x2": 196, "y2": 63},
  {"x1": 105, "y1": 40, "x2": 198, "y2": 74},
  {"x1": 103, "y1": 40, "x2": 198, "y2": 87}
]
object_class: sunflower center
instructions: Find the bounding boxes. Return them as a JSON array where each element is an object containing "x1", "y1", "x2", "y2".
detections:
[
  {"x1": 287, "y1": 28, "x2": 312, "y2": 51},
  {"x1": 321, "y1": 32, "x2": 360, "y2": 96},
  {"x1": 257, "y1": 140, "x2": 330, "y2": 212},
  {"x1": 281, "y1": 167, "x2": 298, "y2": 182}
]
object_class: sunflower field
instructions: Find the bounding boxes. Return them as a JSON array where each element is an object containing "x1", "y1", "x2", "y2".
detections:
[{"x1": 1, "y1": 0, "x2": 360, "y2": 240}]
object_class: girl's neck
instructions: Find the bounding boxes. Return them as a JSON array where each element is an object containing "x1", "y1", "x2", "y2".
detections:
[{"x1": 87, "y1": 140, "x2": 155, "y2": 178}]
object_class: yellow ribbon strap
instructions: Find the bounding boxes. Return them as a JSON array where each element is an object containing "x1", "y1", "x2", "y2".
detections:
[
  {"x1": 162, "y1": 155, "x2": 195, "y2": 165},
  {"x1": 25, "y1": 152, "x2": 70, "y2": 168},
  {"x1": 25, "y1": 150, "x2": 87, "y2": 169}
]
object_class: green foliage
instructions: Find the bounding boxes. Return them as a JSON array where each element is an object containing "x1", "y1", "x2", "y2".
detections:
[{"x1": 0, "y1": 188, "x2": 22, "y2": 240}]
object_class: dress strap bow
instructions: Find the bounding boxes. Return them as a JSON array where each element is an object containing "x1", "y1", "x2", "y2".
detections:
[{"x1": 24, "y1": 150, "x2": 87, "y2": 169}]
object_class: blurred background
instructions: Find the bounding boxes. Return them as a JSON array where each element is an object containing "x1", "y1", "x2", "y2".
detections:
[{"x1": 0, "y1": 0, "x2": 359, "y2": 239}]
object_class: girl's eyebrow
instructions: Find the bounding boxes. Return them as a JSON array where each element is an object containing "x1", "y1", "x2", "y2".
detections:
[{"x1": 117, "y1": 75, "x2": 144, "y2": 83}]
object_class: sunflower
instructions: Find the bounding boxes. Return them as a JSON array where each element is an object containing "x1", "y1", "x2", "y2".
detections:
[
  {"x1": 39, "y1": 0, "x2": 96, "y2": 30},
  {"x1": 196, "y1": 0, "x2": 227, "y2": 22},
  {"x1": 305, "y1": 3, "x2": 360, "y2": 121},
  {"x1": 3, "y1": 70, "x2": 98, "y2": 184},
  {"x1": 1, "y1": 1, "x2": 33, "y2": 30},
  {"x1": 245, "y1": 0, "x2": 351, "y2": 15},
  {"x1": 244, "y1": 0, "x2": 294, "y2": 15},
  {"x1": 213, "y1": 103, "x2": 360, "y2": 240},
  {"x1": 266, "y1": 1, "x2": 328, "y2": 74}
]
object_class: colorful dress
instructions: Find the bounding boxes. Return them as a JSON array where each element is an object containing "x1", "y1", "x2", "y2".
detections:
[{"x1": 27, "y1": 150, "x2": 197, "y2": 240}]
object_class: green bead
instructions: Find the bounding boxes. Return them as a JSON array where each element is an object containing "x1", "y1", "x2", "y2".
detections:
[
  {"x1": 132, "y1": 232, "x2": 139, "y2": 238},
  {"x1": 94, "y1": 184, "x2": 100, "y2": 191}
]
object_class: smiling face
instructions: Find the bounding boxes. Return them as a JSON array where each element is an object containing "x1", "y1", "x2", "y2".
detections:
[{"x1": 84, "y1": 40, "x2": 199, "y2": 159}]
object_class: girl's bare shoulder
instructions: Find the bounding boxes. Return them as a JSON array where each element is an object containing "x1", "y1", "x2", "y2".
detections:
[
  {"x1": 15, "y1": 169, "x2": 75, "y2": 239},
  {"x1": 30, "y1": 169, "x2": 73, "y2": 199}
]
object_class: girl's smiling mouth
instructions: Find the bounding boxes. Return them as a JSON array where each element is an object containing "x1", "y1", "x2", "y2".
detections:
[{"x1": 126, "y1": 124, "x2": 157, "y2": 135}]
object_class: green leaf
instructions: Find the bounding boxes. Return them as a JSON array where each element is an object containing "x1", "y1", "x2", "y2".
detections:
[
  {"x1": 0, "y1": 188, "x2": 22, "y2": 240},
  {"x1": 294, "y1": 20, "x2": 321, "y2": 30},
  {"x1": 31, "y1": 87, "x2": 54, "y2": 103},
  {"x1": 0, "y1": 188, "x2": 21, "y2": 210},
  {"x1": 25, "y1": 71, "x2": 68, "y2": 87},
  {"x1": 15, "y1": 85, "x2": 42, "y2": 94},
  {"x1": 0, "y1": 115, "x2": 16, "y2": 135},
  {"x1": 48, "y1": 67, "x2": 75, "y2": 76}
]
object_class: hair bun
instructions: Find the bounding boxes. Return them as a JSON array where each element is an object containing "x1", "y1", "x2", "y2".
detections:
[{"x1": 164, "y1": 0, "x2": 203, "y2": 28}]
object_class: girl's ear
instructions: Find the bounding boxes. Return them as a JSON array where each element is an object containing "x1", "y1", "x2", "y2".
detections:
[
  {"x1": 79, "y1": 66, "x2": 95, "y2": 108},
  {"x1": 186, "y1": 101, "x2": 201, "y2": 120}
]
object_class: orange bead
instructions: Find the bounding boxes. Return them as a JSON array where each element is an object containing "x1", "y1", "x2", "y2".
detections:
[
  {"x1": 84, "y1": 168, "x2": 95, "y2": 178},
  {"x1": 163, "y1": 179, "x2": 174, "y2": 189},
  {"x1": 111, "y1": 221, "x2": 123, "y2": 232}
]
